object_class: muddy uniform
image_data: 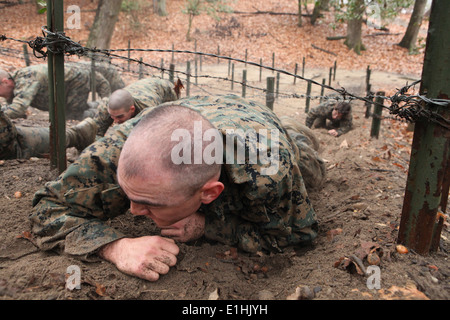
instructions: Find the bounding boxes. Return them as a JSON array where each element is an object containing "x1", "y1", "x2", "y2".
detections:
[
  {"x1": 0, "y1": 110, "x2": 97, "y2": 159},
  {"x1": 305, "y1": 101, "x2": 353, "y2": 136},
  {"x1": 30, "y1": 94, "x2": 324, "y2": 259},
  {"x1": 93, "y1": 77, "x2": 179, "y2": 137},
  {"x1": 1, "y1": 64, "x2": 111, "y2": 120},
  {"x1": 67, "y1": 61, "x2": 125, "y2": 92}
]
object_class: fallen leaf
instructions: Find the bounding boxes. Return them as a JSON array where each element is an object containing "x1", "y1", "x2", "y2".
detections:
[
  {"x1": 378, "y1": 283, "x2": 429, "y2": 300},
  {"x1": 95, "y1": 283, "x2": 107, "y2": 297},
  {"x1": 208, "y1": 288, "x2": 219, "y2": 300},
  {"x1": 396, "y1": 244, "x2": 409, "y2": 254},
  {"x1": 16, "y1": 231, "x2": 33, "y2": 240},
  {"x1": 326, "y1": 228, "x2": 343, "y2": 241}
]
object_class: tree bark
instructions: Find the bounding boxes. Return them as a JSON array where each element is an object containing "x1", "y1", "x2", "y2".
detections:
[
  {"x1": 87, "y1": 0, "x2": 123, "y2": 50},
  {"x1": 344, "y1": 0, "x2": 365, "y2": 55},
  {"x1": 154, "y1": 0, "x2": 168, "y2": 17},
  {"x1": 398, "y1": 0, "x2": 427, "y2": 52},
  {"x1": 310, "y1": 0, "x2": 322, "y2": 25},
  {"x1": 298, "y1": 0, "x2": 302, "y2": 27}
]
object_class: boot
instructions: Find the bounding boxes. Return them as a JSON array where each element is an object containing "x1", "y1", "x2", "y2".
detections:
[{"x1": 66, "y1": 117, "x2": 98, "y2": 151}]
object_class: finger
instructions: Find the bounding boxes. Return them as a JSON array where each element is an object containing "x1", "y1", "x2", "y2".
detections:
[
  {"x1": 158, "y1": 237, "x2": 180, "y2": 255},
  {"x1": 161, "y1": 228, "x2": 182, "y2": 238},
  {"x1": 140, "y1": 267, "x2": 161, "y2": 282},
  {"x1": 145, "y1": 259, "x2": 171, "y2": 276},
  {"x1": 155, "y1": 253, "x2": 177, "y2": 267}
]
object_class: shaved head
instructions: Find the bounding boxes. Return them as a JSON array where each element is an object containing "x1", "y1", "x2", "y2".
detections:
[
  {"x1": 0, "y1": 68, "x2": 9, "y2": 80},
  {"x1": 118, "y1": 105, "x2": 221, "y2": 198},
  {"x1": 109, "y1": 89, "x2": 134, "y2": 112}
]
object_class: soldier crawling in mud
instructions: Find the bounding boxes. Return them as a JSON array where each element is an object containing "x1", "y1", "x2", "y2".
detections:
[
  {"x1": 30, "y1": 94, "x2": 326, "y2": 282},
  {"x1": 305, "y1": 101, "x2": 353, "y2": 137},
  {"x1": 0, "y1": 77, "x2": 178, "y2": 160},
  {"x1": 0, "y1": 64, "x2": 111, "y2": 120},
  {"x1": 92, "y1": 77, "x2": 180, "y2": 138}
]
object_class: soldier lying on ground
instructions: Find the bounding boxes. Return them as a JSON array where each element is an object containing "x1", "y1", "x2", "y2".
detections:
[
  {"x1": 30, "y1": 94, "x2": 326, "y2": 282},
  {"x1": 0, "y1": 64, "x2": 111, "y2": 120},
  {"x1": 66, "y1": 60, "x2": 125, "y2": 92},
  {"x1": 92, "y1": 77, "x2": 180, "y2": 137},
  {"x1": 305, "y1": 101, "x2": 353, "y2": 137},
  {"x1": 0, "y1": 110, "x2": 97, "y2": 160}
]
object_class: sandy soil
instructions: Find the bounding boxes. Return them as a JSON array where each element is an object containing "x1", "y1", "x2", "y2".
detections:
[{"x1": 0, "y1": 0, "x2": 448, "y2": 302}]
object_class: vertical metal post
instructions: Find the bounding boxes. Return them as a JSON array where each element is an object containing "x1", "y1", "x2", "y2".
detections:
[
  {"x1": 241, "y1": 69, "x2": 246, "y2": 98},
  {"x1": 370, "y1": 92, "x2": 384, "y2": 139},
  {"x1": 90, "y1": 55, "x2": 96, "y2": 102},
  {"x1": 138, "y1": 57, "x2": 143, "y2": 79},
  {"x1": 169, "y1": 64, "x2": 175, "y2": 84},
  {"x1": 47, "y1": 0, "x2": 66, "y2": 173},
  {"x1": 22, "y1": 44, "x2": 30, "y2": 66},
  {"x1": 293, "y1": 63, "x2": 298, "y2": 85},
  {"x1": 319, "y1": 78, "x2": 325, "y2": 103},
  {"x1": 398, "y1": 0, "x2": 450, "y2": 255},
  {"x1": 186, "y1": 61, "x2": 191, "y2": 97},
  {"x1": 266, "y1": 77, "x2": 275, "y2": 110},
  {"x1": 305, "y1": 80, "x2": 312, "y2": 113},
  {"x1": 231, "y1": 63, "x2": 234, "y2": 90}
]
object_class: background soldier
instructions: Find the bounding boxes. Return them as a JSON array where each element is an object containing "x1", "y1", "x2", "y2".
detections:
[
  {"x1": 92, "y1": 77, "x2": 180, "y2": 137},
  {"x1": 0, "y1": 64, "x2": 111, "y2": 120},
  {"x1": 305, "y1": 101, "x2": 353, "y2": 137}
]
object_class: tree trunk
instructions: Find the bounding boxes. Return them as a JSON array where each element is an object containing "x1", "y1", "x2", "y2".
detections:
[
  {"x1": 310, "y1": 0, "x2": 321, "y2": 25},
  {"x1": 344, "y1": 0, "x2": 365, "y2": 55},
  {"x1": 398, "y1": 0, "x2": 427, "y2": 52},
  {"x1": 154, "y1": 0, "x2": 168, "y2": 16},
  {"x1": 87, "y1": 0, "x2": 123, "y2": 50},
  {"x1": 298, "y1": 0, "x2": 302, "y2": 27}
]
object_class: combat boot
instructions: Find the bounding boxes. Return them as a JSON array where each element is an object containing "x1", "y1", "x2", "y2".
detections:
[{"x1": 66, "y1": 117, "x2": 98, "y2": 151}]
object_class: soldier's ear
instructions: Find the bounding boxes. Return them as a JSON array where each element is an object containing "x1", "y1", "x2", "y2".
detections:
[{"x1": 200, "y1": 181, "x2": 224, "y2": 204}]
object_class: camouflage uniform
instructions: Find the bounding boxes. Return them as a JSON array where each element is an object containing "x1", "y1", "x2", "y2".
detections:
[
  {"x1": 93, "y1": 77, "x2": 179, "y2": 137},
  {"x1": 1, "y1": 64, "x2": 111, "y2": 120},
  {"x1": 305, "y1": 101, "x2": 353, "y2": 136},
  {"x1": 0, "y1": 110, "x2": 97, "y2": 159},
  {"x1": 30, "y1": 94, "x2": 323, "y2": 259}
]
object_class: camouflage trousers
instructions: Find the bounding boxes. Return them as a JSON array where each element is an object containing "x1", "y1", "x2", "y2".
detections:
[{"x1": 280, "y1": 116, "x2": 326, "y2": 190}]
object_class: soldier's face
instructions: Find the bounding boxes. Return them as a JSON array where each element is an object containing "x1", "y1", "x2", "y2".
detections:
[
  {"x1": 0, "y1": 78, "x2": 14, "y2": 99},
  {"x1": 109, "y1": 106, "x2": 135, "y2": 124},
  {"x1": 117, "y1": 170, "x2": 203, "y2": 227},
  {"x1": 332, "y1": 109, "x2": 343, "y2": 120}
]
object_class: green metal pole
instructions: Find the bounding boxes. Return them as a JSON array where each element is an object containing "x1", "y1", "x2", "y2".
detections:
[
  {"x1": 397, "y1": 0, "x2": 450, "y2": 255},
  {"x1": 266, "y1": 77, "x2": 275, "y2": 111},
  {"x1": 47, "y1": 0, "x2": 66, "y2": 173},
  {"x1": 241, "y1": 69, "x2": 246, "y2": 98}
]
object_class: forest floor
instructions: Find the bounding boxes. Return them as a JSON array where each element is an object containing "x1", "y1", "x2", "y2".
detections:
[{"x1": 0, "y1": 0, "x2": 448, "y2": 302}]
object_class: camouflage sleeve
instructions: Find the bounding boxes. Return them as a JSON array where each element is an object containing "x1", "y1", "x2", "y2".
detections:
[
  {"x1": 2, "y1": 78, "x2": 41, "y2": 119},
  {"x1": 29, "y1": 133, "x2": 130, "y2": 260},
  {"x1": 336, "y1": 114, "x2": 353, "y2": 136},
  {"x1": 92, "y1": 97, "x2": 113, "y2": 137},
  {"x1": 94, "y1": 72, "x2": 111, "y2": 98}
]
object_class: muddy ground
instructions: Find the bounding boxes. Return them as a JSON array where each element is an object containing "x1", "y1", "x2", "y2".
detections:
[{"x1": 0, "y1": 63, "x2": 448, "y2": 302}]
